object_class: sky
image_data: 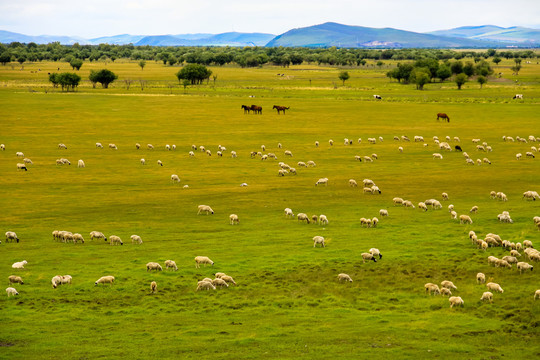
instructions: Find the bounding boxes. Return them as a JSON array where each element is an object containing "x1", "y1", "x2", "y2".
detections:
[{"x1": 1, "y1": 0, "x2": 539, "y2": 38}]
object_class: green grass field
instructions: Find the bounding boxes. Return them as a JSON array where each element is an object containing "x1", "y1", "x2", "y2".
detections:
[{"x1": 0, "y1": 59, "x2": 539, "y2": 359}]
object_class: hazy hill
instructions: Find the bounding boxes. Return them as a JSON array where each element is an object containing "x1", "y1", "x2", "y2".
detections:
[{"x1": 428, "y1": 25, "x2": 540, "y2": 44}]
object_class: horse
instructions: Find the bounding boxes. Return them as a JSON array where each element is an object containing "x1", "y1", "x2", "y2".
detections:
[
  {"x1": 250, "y1": 105, "x2": 262, "y2": 114},
  {"x1": 273, "y1": 105, "x2": 289, "y2": 114},
  {"x1": 437, "y1": 113, "x2": 450, "y2": 122},
  {"x1": 241, "y1": 105, "x2": 251, "y2": 114}
]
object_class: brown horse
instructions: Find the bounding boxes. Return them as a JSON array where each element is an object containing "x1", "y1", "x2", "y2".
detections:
[
  {"x1": 273, "y1": 105, "x2": 290, "y2": 114},
  {"x1": 250, "y1": 105, "x2": 262, "y2": 114},
  {"x1": 437, "y1": 113, "x2": 450, "y2": 122},
  {"x1": 241, "y1": 105, "x2": 251, "y2": 114}
]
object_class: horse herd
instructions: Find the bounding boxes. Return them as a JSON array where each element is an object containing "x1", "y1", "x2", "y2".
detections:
[{"x1": 241, "y1": 105, "x2": 290, "y2": 115}]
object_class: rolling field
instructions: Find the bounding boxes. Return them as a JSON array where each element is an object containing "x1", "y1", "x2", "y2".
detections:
[{"x1": 1, "y1": 59, "x2": 539, "y2": 359}]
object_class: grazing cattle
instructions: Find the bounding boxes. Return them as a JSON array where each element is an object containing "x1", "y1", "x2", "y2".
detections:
[
  {"x1": 273, "y1": 105, "x2": 289, "y2": 114},
  {"x1": 250, "y1": 105, "x2": 262, "y2": 114},
  {"x1": 513, "y1": 94, "x2": 523, "y2": 100},
  {"x1": 455, "y1": 145, "x2": 463, "y2": 152},
  {"x1": 241, "y1": 105, "x2": 251, "y2": 114},
  {"x1": 373, "y1": 95, "x2": 382, "y2": 100},
  {"x1": 437, "y1": 113, "x2": 450, "y2": 122}
]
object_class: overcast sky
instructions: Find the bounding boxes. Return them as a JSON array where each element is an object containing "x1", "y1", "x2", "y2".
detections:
[{"x1": 1, "y1": 0, "x2": 539, "y2": 38}]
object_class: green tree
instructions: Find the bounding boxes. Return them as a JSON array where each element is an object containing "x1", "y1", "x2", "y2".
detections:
[
  {"x1": 338, "y1": 71, "x2": 350, "y2": 85},
  {"x1": 450, "y1": 61, "x2": 463, "y2": 75},
  {"x1": 70, "y1": 58, "x2": 83, "y2": 70},
  {"x1": 410, "y1": 68, "x2": 430, "y2": 90},
  {"x1": 376, "y1": 60, "x2": 384, "y2": 67},
  {"x1": 492, "y1": 57, "x2": 502, "y2": 65},
  {"x1": 511, "y1": 65, "x2": 521, "y2": 75},
  {"x1": 0, "y1": 52, "x2": 11, "y2": 65},
  {"x1": 175, "y1": 64, "x2": 212, "y2": 85},
  {"x1": 463, "y1": 62, "x2": 475, "y2": 77},
  {"x1": 138, "y1": 60, "x2": 146, "y2": 70},
  {"x1": 17, "y1": 55, "x2": 27, "y2": 67},
  {"x1": 455, "y1": 73, "x2": 468, "y2": 90},
  {"x1": 57, "y1": 72, "x2": 81, "y2": 91},
  {"x1": 477, "y1": 75, "x2": 487, "y2": 89},
  {"x1": 89, "y1": 69, "x2": 118, "y2": 88},
  {"x1": 436, "y1": 64, "x2": 452, "y2": 82},
  {"x1": 49, "y1": 73, "x2": 60, "y2": 88}
]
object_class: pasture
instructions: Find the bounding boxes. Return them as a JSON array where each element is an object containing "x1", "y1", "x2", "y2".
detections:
[{"x1": 0, "y1": 59, "x2": 539, "y2": 359}]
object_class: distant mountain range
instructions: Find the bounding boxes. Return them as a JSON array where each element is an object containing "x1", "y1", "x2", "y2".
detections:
[{"x1": 1, "y1": 22, "x2": 539, "y2": 48}]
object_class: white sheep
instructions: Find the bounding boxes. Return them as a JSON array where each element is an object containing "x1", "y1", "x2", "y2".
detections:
[
  {"x1": 194, "y1": 256, "x2": 214, "y2": 268},
  {"x1": 231, "y1": 151, "x2": 237, "y2": 158},
  {"x1": 95, "y1": 142, "x2": 103, "y2": 149},
  {"x1": 189, "y1": 151, "x2": 195, "y2": 157},
  {"x1": 6, "y1": 287, "x2": 19, "y2": 297},
  {"x1": 221, "y1": 275, "x2": 236, "y2": 286},
  {"x1": 418, "y1": 202, "x2": 428, "y2": 211},
  {"x1": 349, "y1": 179, "x2": 358, "y2": 187},
  {"x1": 58, "y1": 143, "x2": 67, "y2": 149},
  {"x1": 284, "y1": 208, "x2": 295, "y2": 218},
  {"x1": 449, "y1": 296, "x2": 464, "y2": 308},
  {"x1": 425, "y1": 283, "x2": 440, "y2": 295},
  {"x1": 480, "y1": 292, "x2": 493, "y2": 303},
  {"x1": 313, "y1": 236, "x2": 325, "y2": 248},
  {"x1": 306, "y1": 160, "x2": 316, "y2": 167},
  {"x1": 393, "y1": 197, "x2": 404, "y2": 206},
  {"x1": 441, "y1": 280, "x2": 457, "y2": 290},
  {"x1": 197, "y1": 205, "x2": 214, "y2": 215},
  {"x1": 441, "y1": 288, "x2": 452, "y2": 296},
  {"x1": 72, "y1": 233, "x2": 84, "y2": 243},
  {"x1": 165, "y1": 260, "x2": 178, "y2": 271},
  {"x1": 5, "y1": 231, "x2": 19, "y2": 243},
  {"x1": 403, "y1": 200, "x2": 415, "y2": 208},
  {"x1": 486, "y1": 282, "x2": 504, "y2": 293},
  {"x1": 109, "y1": 235, "x2": 123, "y2": 245},
  {"x1": 369, "y1": 248, "x2": 382, "y2": 259},
  {"x1": 171, "y1": 174, "x2": 180, "y2": 183},
  {"x1": 297, "y1": 213, "x2": 310, "y2": 223},
  {"x1": 229, "y1": 214, "x2": 240, "y2": 225},
  {"x1": 516, "y1": 262, "x2": 533, "y2": 274},
  {"x1": 109, "y1": 144, "x2": 117, "y2": 150},
  {"x1": 90, "y1": 231, "x2": 107, "y2": 242},
  {"x1": 212, "y1": 278, "x2": 229, "y2": 288},
  {"x1": 130, "y1": 235, "x2": 143, "y2": 245},
  {"x1": 23, "y1": 158, "x2": 33, "y2": 164},
  {"x1": 95, "y1": 276, "x2": 115, "y2": 285},
  {"x1": 476, "y1": 273, "x2": 486, "y2": 284},
  {"x1": 319, "y1": 215, "x2": 328, "y2": 225},
  {"x1": 450, "y1": 211, "x2": 457, "y2": 219},
  {"x1": 140, "y1": 158, "x2": 145, "y2": 165},
  {"x1": 337, "y1": 273, "x2": 353, "y2": 282},
  {"x1": 16, "y1": 151, "x2": 24, "y2": 157},
  {"x1": 196, "y1": 281, "x2": 216, "y2": 291},
  {"x1": 516, "y1": 153, "x2": 522, "y2": 160},
  {"x1": 12, "y1": 260, "x2": 27, "y2": 269},
  {"x1": 8, "y1": 275, "x2": 24, "y2": 285},
  {"x1": 379, "y1": 209, "x2": 388, "y2": 217},
  {"x1": 157, "y1": 160, "x2": 163, "y2": 166},
  {"x1": 361, "y1": 253, "x2": 377, "y2": 263},
  {"x1": 146, "y1": 262, "x2": 163, "y2": 271},
  {"x1": 433, "y1": 153, "x2": 443, "y2": 159},
  {"x1": 0, "y1": 144, "x2": 4, "y2": 150},
  {"x1": 523, "y1": 240, "x2": 533, "y2": 248},
  {"x1": 151, "y1": 281, "x2": 157, "y2": 293},
  {"x1": 16, "y1": 163, "x2": 27, "y2": 171},
  {"x1": 315, "y1": 178, "x2": 328, "y2": 186},
  {"x1": 460, "y1": 215, "x2": 473, "y2": 224}
]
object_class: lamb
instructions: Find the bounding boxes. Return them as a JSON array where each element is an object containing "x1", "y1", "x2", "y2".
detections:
[
  {"x1": 5, "y1": 231, "x2": 19, "y2": 243},
  {"x1": 361, "y1": 253, "x2": 377, "y2": 263},
  {"x1": 338, "y1": 273, "x2": 353, "y2": 282},
  {"x1": 6, "y1": 287, "x2": 19, "y2": 297},
  {"x1": 8, "y1": 275, "x2": 24, "y2": 285},
  {"x1": 164, "y1": 260, "x2": 178, "y2": 271},
  {"x1": 459, "y1": 215, "x2": 473, "y2": 224},
  {"x1": 440, "y1": 288, "x2": 452, "y2": 296},
  {"x1": 297, "y1": 213, "x2": 310, "y2": 223},
  {"x1": 12, "y1": 260, "x2": 27, "y2": 269},
  {"x1": 480, "y1": 292, "x2": 493, "y2": 303},
  {"x1": 146, "y1": 262, "x2": 163, "y2": 271},
  {"x1": 476, "y1": 272, "x2": 486, "y2": 284},
  {"x1": 369, "y1": 248, "x2": 382, "y2": 259},
  {"x1": 319, "y1": 215, "x2": 328, "y2": 225},
  {"x1": 379, "y1": 209, "x2": 388, "y2": 217},
  {"x1": 197, "y1": 205, "x2": 214, "y2": 215},
  {"x1": 150, "y1": 281, "x2": 157, "y2": 293},
  {"x1": 441, "y1": 280, "x2": 457, "y2": 290},
  {"x1": 194, "y1": 256, "x2": 214, "y2": 268},
  {"x1": 486, "y1": 282, "x2": 504, "y2": 293},
  {"x1": 424, "y1": 283, "x2": 440, "y2": 295},
  {"x1": 109, "y1": 235, "x2": 123, "y2": 245},
  {"x1": 516, "y1": 262, "x2": 533, "y2": 273},
  {"x1": 95, "y1": 276, "x2": 115, "y2": 285},
  {"x1": 16, "y1": 163, "x2": 27, "y2": 171},
  {"x1": 284, "y1": 208, "x2": 295, "y2": 218},
  {"x1": 449, "y1": 296, "x2": 464, "y2": 308},
  {"x1": 315, "y1": 178, "x2": 329, "y2": 186},
  {"x1": 229, "y1": 214, "x2": 240, "y2": 225},
  {"x1": 313, "y1": 236, "x2": 325, "y2": 248},
  {"x1": 130, "y1": 235, "x2": 143, "y2": 245},
  {"x1": 77, "y1": 159, "x2": 85, "y2": 168},
  {"x1": 90, "y1": 231, "x2": 107, "y2": 242}
]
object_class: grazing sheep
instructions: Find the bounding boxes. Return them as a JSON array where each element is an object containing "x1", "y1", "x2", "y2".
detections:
[
  {"x1": 157, "y1": 160, "x2": 163, "y2": 166},
  {"x1": 379, "y1": 209, "x2": 388, "y2": 217},
  {"x1": 16, "y1": 151, "x2": 24, "y2": 157},
  {"x1": 130, "y1": 235, "x2": 143, "y2": 245},
  {"x1": 360, "y1": 218, "x2": 372, "y2": 228},
  {"x1": 477, "y1": 273, "x2": 486, "y2": 284},
  {"x1": 433, "y1": 153, "x2": 443, "y2": 159},
  {"x1": 23, "y1": 158, "x2": 33, "y2": 165},
  {"x1": 306, "y1": 160, "x2": 316, "y2": 167},
  {"x1": 441, "y1": 288, "x2": 452, "y2": 296},
  {"x1": 371, "y1": 217, "x2": 379, "y2": 227},
  {"x1": 77, "y1": 159, "x2": 85, "y2": 168},
  {"x1": 510, "y1": 250, "x2": 521, "y2": 258},
  {"x1": 96, "y1": 142, "x2": 104, "y2": 149},
  {"x1": 449, "y1": 296, "x2": 464, "y2": 308},
  {"x1": 164, "y1": 260, "x2": 178, "y2": 271},
  {"x1": 535, "y1": 290, "x2": 540, "y2": 300},
  {"x1": 517, "y1": 262, "x2": 533, "y2": 273},
  {"x1": 338, "y1": 273, "x2": 353, "y2": 282},
  {"x1": 284, "y1": 150, "x2": 293, "y2": 157},
  {"x1": 229, "y1": 214, "x2": 240, "y2": 225},
  {"x1": 393, "y1": 197, "x2": 404, "y2": 206},
  {"x1": 349, "y1": 179, "x2": 358, "y2": 187},
  {"x1": 460, "y1": 215, "x2": 473, "y2": 224},
  {"x1": 418, "y1": 202, "x2": 428, "y2": 211},
  {"x1": 8, "y1": 275, "x2": 24, "y2": 285},
  {"x1": 12, "y1": 260, "x2": 27, "y2": 269},
  {"x1": 194, "y1": 256, "x2": 214, "y2": 268},
  {"x1": 58, "y1": 143, "x2": 67, "y2": 149},
  {"x1": 140, "y1": 158, "x2": 146, "y2": 165},
  {"x1": 480, "y1": 292, "x2": 493, "y2": 303},
  {"x1": 0, "y1": 144, "x2": 4, "y2": 150},
  {"x1": 361, "y1": 253, "x2": 377, "y2": 263},
  {"x1": 470, "y1": 206, "x2": 478, "y2": 213},
  {"x1": 72, "y1": 233, "x2": 84, "y2": 243},
  {"x1": 146, "y1": 262, "x2": 163, "y2": 271},
  {"x1": 450, "y1": 211, "x2": 457, "y2": 219},
  {"x1": 486, "y1": 282, "x2": 504, "y2": 293},
  {"x1": 516, "y1": 153, "x2": 522, "y2": 160},
  {"x1": 319, "y1": 214, "x2": 329, "y2": 225},
  {"x1": 313, "y1": 236, "x2": 325, "y2": 248},
  {"x1": 441, "y1": 280, "x2": 457, "y2": 290},
  {"x1": 442, "y1": 192, "x2": 449, "y2": 200},
  {"x1": 109, "y1": 235, "x2": 123, "y2": 245},
  {"x1": 109, "y1": 144, "x2": 117, "y2": 150},
  {"x1": 315, "y1": 178, "x2": 329, "y2": 186},
  {"x1": 197, "y1": 281, "x2": 216, "y2": 291},
  {"x1": 197, "y1": 205, "x2": 214, "y2": 215},
  {"x1": 369, "y1": 248, "x2": 382, "y2": 259},
  {"x1": 523, "y1": 240, "x2": 533, "y2": 248},
  {"x1": 403, "y1": 200, "x2": 415, "y2": 208},
  {"x1": 95, "y1": 276, "x2": 115, "y2": 285},
  {"x1": 212, "y1": 278, "x2": 229, "y2": 288},
  {"x1": 297, "y1": 213, "x2": 310, "y2": 224},
  {"x1": 6, "y1": 287, "x2": 19, "y2": 297},
  {"x1": 90, "y1": 231, "x2": 107, "y2": 242},
  {"x1": 425, "y1": 283, "x2": 440, "y2": 295},
  {"x1": 5, "y1": 231, "x2": 19, "y2": 243},
  {"x1": 495, "y1": 258, "x2": 512, "y2": 269},
  {"x1": 16, "y1": 163, "x2": 27, "y2": 171},
  {"x1": 526, "y1": 151, "x2": 535, "y2": 158},
  {"x1": 150, "y1": 281, "x2": 157, "y2": 293},
  {"x1": 284, "y1": 208, "x2": 295, "y2": 218}
]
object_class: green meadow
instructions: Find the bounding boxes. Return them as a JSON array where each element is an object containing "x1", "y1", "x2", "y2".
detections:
[{"x1": 0, "y1": 58, "x2": 539, "y2": 359}]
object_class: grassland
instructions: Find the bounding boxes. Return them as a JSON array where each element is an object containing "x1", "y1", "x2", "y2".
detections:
[{"x1": 0, "y1": 58, "x2": 539, "y2": 359}]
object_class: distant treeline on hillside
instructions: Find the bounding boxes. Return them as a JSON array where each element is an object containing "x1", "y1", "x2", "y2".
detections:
[{"x1": 0, "y1": 42, "x2": 538, "y2": 68}]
